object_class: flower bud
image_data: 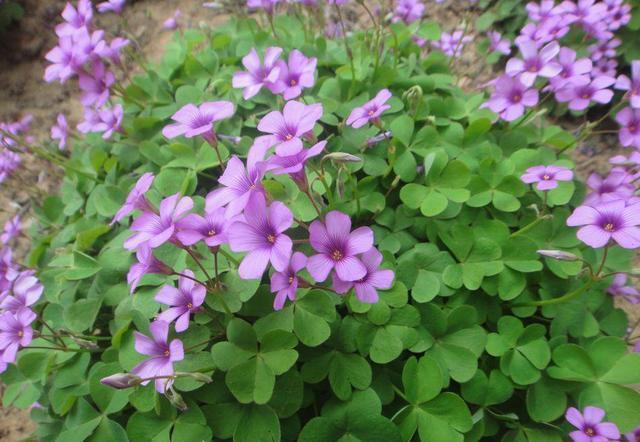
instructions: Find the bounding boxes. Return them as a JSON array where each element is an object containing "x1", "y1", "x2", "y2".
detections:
[
  {"x1": 367, "y1": 131, "x2": 392, "y2": 147},
  {"x1": 403, "y1": 85, "x2": 423, "y2": 113},
  {"x1": 536, "y1": 250, "x2": 580, "y2": 261},
  {"x1": 100, "y1": 373, "x2": 141, "y2": 389},
  {"x1": 322, "y1": 152, "x2": 362, "y2": 164},
  {"x1": 166, "y1": 386, "x2": 188, "y2": 411}
]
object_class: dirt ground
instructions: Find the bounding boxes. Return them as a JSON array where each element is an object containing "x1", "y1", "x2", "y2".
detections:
[{"x1": 0, "y1": 1, "x2": 637, "y2": 441}]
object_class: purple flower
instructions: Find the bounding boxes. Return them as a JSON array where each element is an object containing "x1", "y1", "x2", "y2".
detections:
[
  {"x1": 205, "y1": 143, "x2": 271, "y2": 216},
  {"x1": 163, "y1": 9, "x2": 181, "y2": 30},
  {"x1": 127, "y1": 245, "x2": 172, "y2": 294},
  {"x1": 79, "y1": 62, "x2": 115, "y2": 107},
  {"x1": 563, "y1": 0, "x2": 607, "y2": 26},
  {"x1": 257, "y1": 100, "x2": 323, "y2": 156},
  {"x1": 483, "y1": 75, "x2": 539, "y2": 121},
  {"x1": 176, "y1": 206, "x2": 236, "y2": 247},
  {"x1": 616, "y1": 107, "x2": 640, "y2": 148},
  {"x1": 228, "y1": 194, "x2": 293, "y2": 279},
  {"x1": 0, "y1": 308, "x2": 36, "y2": 364},
  {"x1": 0, "y1": 151, "x2": 21, "y2": 184},
  {"x1": 346, "y1": 89, "x2": 392, "y2": 129},
  {"x1": 43, "y1": 35, "x2": 88, "y2": 83},
  {"x1": 155, "y1": 270, "x2": 206, "y2": 332},
  {"x1": 615, "y1": 61, "x2": 640, "y2": 109},
  {"x1": 0, "y1": 215, "x2": 21, "y2": 244},
  {"x1": 268, "y1": 140, "x2": 326, "y2": 183},
  {"x1": 585, "y1": 170, "x2": 636, "y2": 205},
  {"x1": 56, "y1": 0, "x2": 93, "y2": 37},
  {"x1": 487, "y1": 31, "x2": 511, "y2": 56},
  {"x1": 328, "y1": 0, "x2": 349, "y2": 4},
  {"x1": 50, "y1": 114, "x2": 69, "y2": 150},
  {"x1": 627, "y1": 427, "x2": 640, "y2": 442},
  {"x1": 271, "y1": 50, "x2": 317, "y2": 100},
  {"x1": 111, "y1": 173, "x2": 155, "y2": 225},
  {"x1": 566, "y1": 406, "x2": 620, "y2": 442},
  {"x1": 589, "y1": 38, "x2": 620, "y2": 62},
  {"x1": 162, "y1": 102, "x2": 235, "y2": 140},
  {"x1": 100, "y1": 373, "x2": 141, "y2": 389},
  {"x1": 77, "y1": 104, "x2": 124, "y2": 139},
  {"x1": 521, "y1": 165, "x2": 573, "y2": 190},
  {"x1": 131, "y1": 321, "x2": 184, "y2": 392},
  {"x1": 431, "y1": 30, "x2": 472, "y2": 57},
  {"x1": 392, "y1": 0, "x2": 425, "y2": 24},
  {"x1": 270, "y1": 252, "x2": 306, "y2": 310},
  {"x1": 97, "y1": 0, "x2": 125, "y2": 14},
  {"x1": 567, "y1": 200, "x2": 640, "y2": 249},
  {"x1": 232, "y1": 47, "x2": 283, "y2": 100},
  {"x1": 592, "y1": 58, "x2": 617, "y2": 78},
  {"x1": 548, "y1": 47, "x2": 592, "y2": 91},
  {"x1": 332, "y1": 247, "x2": 394, "y2": 303},
  {"x1": 555, "y1": 75, "x2": 615, "y2": 111},
  {"x1": 526, "y1": 0, "x2": 563, "y2": 21},
  {"x1": 607, "y1": 273, "x2": 640, "y2": 303},
  {"x1": 124, "y1": 193, "x2": 193, "y2": 250},
  {"x1": 0, "y1": 271, "x2": 43, "y2": 313},
  {"x1": 307, "y1": 211, "x2": 374, "y2": 282},
  {"x1": 247, "y1": 0, "x2": 280, "y2": 13},
  {"x1": 506, "y1": 41, "x2": 561, "y2": 87},
  {"x1": 604, "y1": 0, "x2": 631, "y2": 30},
  {"x1": 95, "y1": 37, "x2": 130, "y2": 65}
]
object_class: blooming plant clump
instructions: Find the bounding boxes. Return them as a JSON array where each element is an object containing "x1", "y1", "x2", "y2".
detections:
[{"x1": 1, "y1": 0, "x2": 640, "y2": 441}]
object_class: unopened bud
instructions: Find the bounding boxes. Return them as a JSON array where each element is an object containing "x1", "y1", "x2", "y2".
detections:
[
  {"x1": 166, "y1": 386, "x2": 188, "y2": 411},
  {"x1": 176, "y1": 371, "x2": 213, "y2": 383},
  {"x1": 322, "y1": 152, "x2": 362, "y2": 164},
  {"x1": 71, "y1": 337, "x2": 101, "y2": 350},
  {"x1": 537, "y1": 250, "x2": 580, "y2": 261},
  {"x1": 403, "y1": 85, "x2": 423, "y2": 113},
  {"x1": 367, "y1": 131, "x2": 392, "y2": 147},
  {"x1": 217, "y1": 134, "x2": 242, "y2": 145},
  {"x1": 100, "y1": 373, "x2": 141, "y2": 389}
]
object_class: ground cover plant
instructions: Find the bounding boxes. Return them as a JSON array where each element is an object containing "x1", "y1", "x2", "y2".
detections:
[{"x1": 0, "y1": 0, "x2": 640, "y2": 441}]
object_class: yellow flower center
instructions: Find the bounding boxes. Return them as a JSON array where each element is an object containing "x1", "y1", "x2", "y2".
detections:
[
  {"x1": 290, "y1": 79, "x2": 297, "y2": 86},
  {"x1": 187, "y1": 303, "x2": 193, "y2": 309},
  {"x1": 208, "y1": 229, "x2": 216, "y2": 237},
  {"x1": 267, "y1": 234, "x2": 276, "y2": 244},
  {"x1": 331, "y1": 250, "x2": 343, "y2": 261},
  {"x1": 542, "y1": 174, "x2": 550, "y2": 180},
  {"x1": 604, "y1": 223, "x2": 615, "y2": 232},
  {"x1": 164, "y1": 350, "x2": 170, "y2": 357},
  {"x1": 288, "y1": 276, "x2": 294, "y2": 284},
  {"x1": 286, "y1": 134, "x2": 293, "y2": 140}
]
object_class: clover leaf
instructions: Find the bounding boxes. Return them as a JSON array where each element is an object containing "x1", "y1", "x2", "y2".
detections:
[
  {"x1": 395, "y1": 356, "x2": 472, "y2": 442},
  {"x1": 396, "y1": 243, "x2": 455, "y2": 302},
  {"x1": 486, "y1": 316, "x2": 551, "y2": 385},
  {"x1": 400, "y1": 151, "x2": 470, "y2": 217},
  {"x1": 211, "y1": 319, "x2": 298, "y2": 404}
]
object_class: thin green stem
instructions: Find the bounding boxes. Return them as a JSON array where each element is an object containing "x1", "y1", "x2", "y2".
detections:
[
  {"x1": 595, "y1": 246, "x2": 609, "y2": 277},
  {"x1": 334, "y1": 5, "x2": 356, "y2": 98},
  {"x1": 510, "y1": 215, "x2": 550, "y2": 238},
  {"x1": 218, "y1": 248, "x2": 240, "y2": 266},
  {"x1": 513, "y1": 279, "x2": 595, "y2": 307}
]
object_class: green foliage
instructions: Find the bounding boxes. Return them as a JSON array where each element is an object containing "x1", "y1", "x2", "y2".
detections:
[{"x1": 5, "y1": 10, "x2": 640, "y2": 442}]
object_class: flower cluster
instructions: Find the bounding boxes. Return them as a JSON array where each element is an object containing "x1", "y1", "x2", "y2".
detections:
[
  {"x1": 44, "y1": 0, "x2": 127, "y2": 140},
  {"x1": 111, "y1": 44, "x2": 394, "y2": 393},
  {"x1": 0, "y1": 216, "x2": 42, "y2": 374},
  {"x1": 0, "y1": 115, "x2": 32, "y2": 183},
  {"x1": 484, "y1": 0, "x2": 634, "y2": 121}
]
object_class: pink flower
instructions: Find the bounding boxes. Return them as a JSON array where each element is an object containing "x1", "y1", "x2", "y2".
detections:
[
  {"x1": 487, "y1": 31, "x2": 511, "y2": 56},
  {"x1": 97, "y1": 0, "x2": 125, "y2": 14},
  {"x1": 268, "y1": 140, "x2": 326, "y2": 184},
  {"x1": 127, "y1": 245, "x2": 172, "y2": 294},
  {"x1": 271, "y1": 50, "x2": 317, "y2": 100},
  {"x1": 615, "y1": 61, "x2": 640, "y2": 109},
  {"x1": 270, "y1": 252, "x2": 307, "y2": 310},
  {"x1": 584, "y1": 170, "x2": 635, "y2": 205},
  {"x1": 257, "y1": 100, "x2": 323, "y2": 156},
  {"x1": 247, "y1": 0, "x2": 280, "y2": 13},
  {"x1": 0, "y1": 308, "x2": 36, "y2": 365},
  {"x1": 155, "y1": 270, "x2": 206, "y2": 332},
  {"x1": 228, "y1": 194, "x2": 293, "y2": 279},
  {"x1": 131, "y1": 321, "x2": 184, "y2": 392},
  {"x1": 566, "y1": 406, "x2": 620, "y2": 442},
  {"x1": 615, "y1": 107, "x2": 640, "y2": 148},
  {"x1": 111, "y1": 172, "x2": 155, "y2": 225},
  {"x1": 0, "y1": 271, "x2": 43, "y2": 313},
  {"x1": 505, "y1": 41, "x2": 561, "y2": 87},
  {"x1": 567, "y1": 200, "x2": 640, "y2": 249},
  {"x1": 51, "y1": 114, "x2": 69, "y2": 150},
  {"x1": 307, "y1": 211, "x2": 374, "y2": 282},
  {"x1": 607, "y1": 273, "x2": 640, "y2": 303},
  {"x1": 176, "y1": 206, "x2": 236, "y2": 248},
  {"x1": 55, "y1": 0, "x2": 93, "y2": 37},
  {"x1": 205, "y1": 143, "x2": 272, "y2": 216},
  {"x1": 483, "y1": 75, "x2": 539, "y2": 121},
  {"x1": 520, "y1": 165, "x2": 573, "y2": 190},
  {"x1": 555, "y1": 75, "x2": 615, "y2": 111},
  {"x1": 79, "y1": 62, "x2": 115, "y2": 107},
  {"x1": 77, "y1": 104, "x2": 124, "y2": 139},
  {"x1": 124, "y1": 193, "x2": 193, "y2": 251},
  {"x1": 332, "y1": 247, "x2": 394, "y2": 303},
  {"x1": 162, "y1": 102, "x2": 235, "y2": 140},
  {"x1": 163, "y1": 9, "x2": 181, "y2": 30},
  {"x1": 0, "y1": 215, "x2": 21, "y2": 244},
  {"x1": 346, "y1": 89, "x2": 392, "y2": 128},
  {"x1": 232, "y1": 47, "x2": 283, "y2": 100}
]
